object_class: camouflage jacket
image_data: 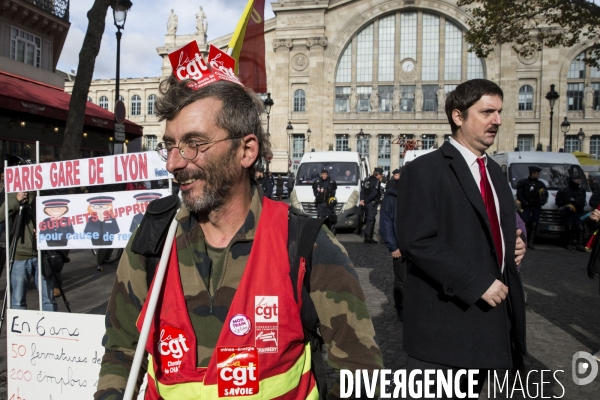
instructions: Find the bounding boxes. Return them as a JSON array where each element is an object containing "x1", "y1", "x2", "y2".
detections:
[{"x1": 95, "y1": 187, "x2": 383, "y2": 399}]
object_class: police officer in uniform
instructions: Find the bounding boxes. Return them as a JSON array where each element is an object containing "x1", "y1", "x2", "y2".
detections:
[
  {"x1": 255, "y1": 167, "x2": 273, "y2": 199},
  {"x1": 312, "y1": 168, "x2": 337, "y2": 220},
  {"x1": 516, "y1": 166, "x2": 548, "y2": 249},
  {"x1": 40, "y1": 199, "x2": 74, "y2": 247},
  {"x1": 556, "y1": 176, "x2": 587, "y2": 251},
  {"x1": 360, "y1": 167, "x2": 383, "y2": 243}
]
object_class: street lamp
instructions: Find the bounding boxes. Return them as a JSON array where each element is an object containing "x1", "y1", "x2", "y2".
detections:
[
  {"x1": 306, "y1": 128, "x2": 311, "y2": 143},
  {"x1": 111, "y1": 0, "x2": 132, "y2": 155},
  {"x1": 357, "y1": 129, "x2": 368, "y2": 156},
  {"x1": 545, "y1": 84, "x2": 560, "y2": 152},
  {"x1": 286, "y1": 121, "x2": 293, "y2": 167},
  {"x1": 263, "y1": 93, "x2": 274, "y2": 138},
  {"x1": 578, "y1": 128, "x2": 585, "y2": 152},
  {"x1": 561, "y1": 116, "x2": 571, "y2": 151}
]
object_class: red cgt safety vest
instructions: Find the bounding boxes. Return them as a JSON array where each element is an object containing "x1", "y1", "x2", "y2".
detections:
[{"x1": 136, "y1": 199, "x2": 318, "y2": 399}]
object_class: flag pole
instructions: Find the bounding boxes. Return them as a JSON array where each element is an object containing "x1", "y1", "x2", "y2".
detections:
[{"x1": 123, "y1": 216, "x2": 179, "y2": 400}]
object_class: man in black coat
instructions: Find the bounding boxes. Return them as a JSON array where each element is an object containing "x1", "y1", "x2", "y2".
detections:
[
  {"x1": 397, "y1": 79, "x2": 527, "y2": 397},
  {"x1": 312, "y1": 168, "x2": 337, "y2": 220},
  {"x1": 516, "y1": 166, "x2": 548, "y2": 249},
  {"x1": 360, "y1": 167, "x2": 383, "y2": 243},
  {"x1": 556, "y1": 176, "x2": 587, "y2": 251},
  {"x1": 379, "y1": 169, "x2": 404, "y2": 320}
]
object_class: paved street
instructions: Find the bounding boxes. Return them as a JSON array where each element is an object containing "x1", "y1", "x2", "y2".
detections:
[{"x1": 0, "y1": 230, "x2": 599, "y2": 398}]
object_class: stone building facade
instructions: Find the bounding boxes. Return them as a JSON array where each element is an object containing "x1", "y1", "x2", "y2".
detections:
[{"x1": 72, "y1": 0, "x2": 600, "y2": 174}]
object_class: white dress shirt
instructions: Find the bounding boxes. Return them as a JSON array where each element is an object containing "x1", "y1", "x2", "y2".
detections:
[{"x1": 449, "y1": 137, "x2": 505, "y2": 272}]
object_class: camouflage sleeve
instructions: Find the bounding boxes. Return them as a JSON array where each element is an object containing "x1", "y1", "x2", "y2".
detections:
[
  {"x1": 310, "y1": 227, "x2": 384, "y2": 398},
  {"x1": 94, "y1": 229, "x2": 150, "y2": 400}
]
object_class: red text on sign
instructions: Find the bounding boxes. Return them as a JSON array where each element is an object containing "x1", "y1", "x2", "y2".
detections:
[
  {"x1": 5, "y1": 165, "x2": 43, "y2": 192},
  {"x1": 114, "y1": 154, "x2": 148, "y2": 182},
  {"x1": 50, "y1": 161, "x2": 81, "y2": 188}
]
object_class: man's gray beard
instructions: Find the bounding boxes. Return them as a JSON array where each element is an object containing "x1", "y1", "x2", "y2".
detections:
[{"x1": 181, "y1": 181, "x2": 233, "y2": 214}]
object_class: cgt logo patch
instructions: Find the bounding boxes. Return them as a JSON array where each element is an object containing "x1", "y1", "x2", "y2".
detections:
[
  {"x1": 217, "y1": 346, "x2": 259, "y2": 397},
  {"x1": 158, "y1": 326, "x2": 190, "y2": 375},
  {"x1": 255, "y1": 296, "x2": 279, "y2": 353}
]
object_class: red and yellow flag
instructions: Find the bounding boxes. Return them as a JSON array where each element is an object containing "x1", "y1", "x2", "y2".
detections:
[{"x1": 227, "y1": 0, "x2": 266, "y2": 93}]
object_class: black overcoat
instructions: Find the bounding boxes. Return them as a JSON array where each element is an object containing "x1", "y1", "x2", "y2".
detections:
[{"x1": 396, "y1": 141, "x2": 527, "y2": 369}]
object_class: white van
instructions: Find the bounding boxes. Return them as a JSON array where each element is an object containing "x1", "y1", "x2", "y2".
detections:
[
  {"x1": 402, "y1": 148, "x2": 436, "y2": 166},
  {"x1": 489, "y1": 151, "x2": 592, "y2": 234},
  {"x1": 290, "y1": 151, "x2": 370, "y2": 231}
]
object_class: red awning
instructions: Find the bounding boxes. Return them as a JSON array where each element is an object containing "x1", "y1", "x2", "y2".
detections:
[{"x1": 0, "y1": 71, "x2": 143, "y2": 136}]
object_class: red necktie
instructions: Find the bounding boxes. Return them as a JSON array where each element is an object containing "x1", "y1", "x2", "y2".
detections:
[{"x1": 476, "y1": 158, "x2": 503, "y2": 268}]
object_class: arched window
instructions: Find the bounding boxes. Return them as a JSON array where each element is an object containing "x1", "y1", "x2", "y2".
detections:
[
  {"x1": 131, "y1": 95, "x2": 141, "y2": 116},
  {"x1": 567, "y1": 50, "x2": 600, "y2": 111},
  {"x1": 518, "y1": 85, "x2": 534, "y2": 111},
  {"x1": 99, "y1": 96, "x2": 108, "y2": 109},
  {"x1": 87, "y1": 96, "x2": 93, "y2": 102},
  {"x1": 148, "y1": 94, "x2": 156, "y2": 115},
  {"x1": 334, "y1": 12, "x2": 485, "y2": 113},
  {"x1": 293, "y1": 90, "x2": 306, "y2": 112}
]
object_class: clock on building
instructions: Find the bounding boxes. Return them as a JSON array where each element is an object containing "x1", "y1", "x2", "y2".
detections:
[{"x1": 402, "y1": 60, "x2": 415, "y2": 72}]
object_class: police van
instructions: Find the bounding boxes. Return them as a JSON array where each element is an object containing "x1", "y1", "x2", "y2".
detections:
[
  {"x1": 489, "y1": 151, "x2": 592, "y2": 234},
  {"x1": 289, "y1": 151, "x2": 370, "y2": 231}
]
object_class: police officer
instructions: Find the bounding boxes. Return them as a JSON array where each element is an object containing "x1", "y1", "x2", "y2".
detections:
[
  {"x1": 313, "y1": 168, "x2": 337, "y2": 220},
  {"x1": 255, "y1": 167, "x2": 273, "y2": 199},
  {"x1": 516, "y1": 166, "x2": 548, "y2": 249},
  {"x1": 556, "y1": 176, "x2": 587, "y2": 251},
  {"x1": 360, "y1": 167, "x2": 383, "y2": 243}
]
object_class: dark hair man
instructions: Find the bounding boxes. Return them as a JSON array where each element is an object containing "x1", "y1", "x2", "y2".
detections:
[
  {"x1": 397, "y1": 79, "x2": 527, "y2": 396},
  {"x1": 95, "y1": 77, "x2": 382, "y2": 399},
  {"x1": 379, "y1": 169, "x2": 404, "y2": 321},
  {"x1": 516, "y1": 166, "x2": 548, "y2": 249},
  {"x1": 312, "y1": 168, "x2": 337, "y2": 220}
]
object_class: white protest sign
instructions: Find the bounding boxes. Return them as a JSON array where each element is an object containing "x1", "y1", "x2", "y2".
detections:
[
  {"x1": 3, "y1": 152, "x2": 172, "y2": 193},
  {"x1": 36, "y1": 189, "x2": 171, "y2": 249},
  {"x1": 6, "y1": 310, "x2": 146, "y2": 399},
  {"x1": 6, "y1": 309, "x2": 105, "y2": 399}
]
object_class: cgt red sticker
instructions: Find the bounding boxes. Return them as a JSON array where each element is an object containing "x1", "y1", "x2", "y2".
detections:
[
  {"x1": 158, "y1": 325, "x2": 190, "y2": 375},
  {"x1": 217, "y1": 346, "x2": 259, "y2": 397}
]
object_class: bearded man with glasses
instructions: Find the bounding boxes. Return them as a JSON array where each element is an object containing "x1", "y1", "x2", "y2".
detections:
[{"x1": 95, "y1": 76, "x2": 383, "y2": 399}]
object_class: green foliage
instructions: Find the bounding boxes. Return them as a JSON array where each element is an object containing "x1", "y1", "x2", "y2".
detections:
[{"x1": 457, "y1": 0, "x2": 600, "y2": 67}]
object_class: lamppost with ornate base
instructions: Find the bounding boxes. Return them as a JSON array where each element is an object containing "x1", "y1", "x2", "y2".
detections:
[{"x1": 545, "y1": 84, "x2": 560, "y2": 152}]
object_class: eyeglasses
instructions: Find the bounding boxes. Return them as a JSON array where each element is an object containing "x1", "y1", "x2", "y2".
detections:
[{"x1": 156, "y1": 137, "x2": 236, "y2": 162}]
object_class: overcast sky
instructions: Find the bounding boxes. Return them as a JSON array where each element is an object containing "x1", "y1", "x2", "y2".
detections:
[{"x1": 56, "y1": 1, "x2": 275, "y2": 80}]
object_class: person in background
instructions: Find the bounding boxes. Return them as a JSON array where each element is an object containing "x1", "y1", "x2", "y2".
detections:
[
  {"x1": 274, "y1": 173, "x2": 284, "y2": 201},
  {"x1": 556, "y1": 176, "x2": 587, "y2": 251},
  {"x1": 360, "y1": 167, "x2": 383, "y2": 244},
  {"x1": 255, "y1": 166, "x2": 273, "y2": 199},
  {"x1": 379, "y1": 168, "x2": 404, "y2": 321},
  {"x1": 516, "y1": 166, "x2": 547, "y2": 249},
  {"x1": 313, "y1": 168, "x2": 337, "y2": 220},
  {"x1": 0, "y1": 190, "x2": 57, "y2": 311}
]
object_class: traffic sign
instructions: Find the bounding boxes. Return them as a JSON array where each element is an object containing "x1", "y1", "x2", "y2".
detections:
[
  {"x1": 114, "y1": 131, "x2": 126, "y2": 141},
  {"x1": 115, "y1": 123, "x2": 125, "y2": 133},
  {"x1": 114, "y1": 100, "x2": 126, "y2": 124}
]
